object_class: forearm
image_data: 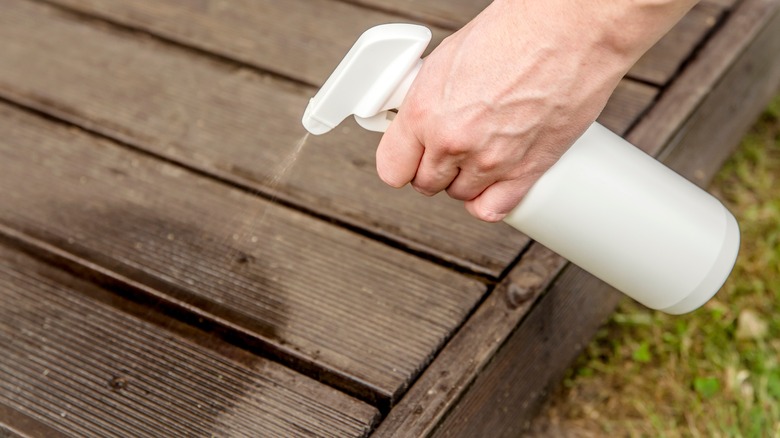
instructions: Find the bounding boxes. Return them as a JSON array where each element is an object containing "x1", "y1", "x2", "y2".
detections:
[{"x1": 501, "y1": 0, "x2": 699, "y2": 68}]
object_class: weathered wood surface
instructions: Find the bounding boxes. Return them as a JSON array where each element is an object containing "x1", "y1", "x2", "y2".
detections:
[
  {"x1": 0, "y1": 242, "x2": 379, "y2": 437},
  {"x1": 631, "y1": 1, "x2": 726, "y2": 85},
  {"x1": 431, "y1": 267, "x2": 622, "y2": 438},
  {"x1": 0, "y1": 0, "x2": 656, "y2": 278},
  {"x1": 633, "y1": 0, "x2": 780, "y2": 176},
  {"x1": 38, "y1": 0, "x2": 449, "y2": 87},
  {"x1": 0, "y1": 100, "x2": 487, "y2": 406},
  {"x1": 0, "y1": 0, "x2": 771, "y2": 436},
  {"x1": 373, "y1": 244, "x2": 569, "y2": 437}
]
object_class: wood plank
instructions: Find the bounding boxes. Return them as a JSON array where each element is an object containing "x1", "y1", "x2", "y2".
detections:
[
  {"x1": 0, "y1": 100, "x2": 487, "y2": 406},
  {"x1": 632, "y1": 0, "x2": 780, "y2": 166},
  {"x1": 707, "y1": 0, "x2": 741, "y2": 9},
  {"x1": 342, "y1": 0, "x2": 485, "y2": 29},
  {"x1": 430, "y1": 267, "x2": 621, "y2": 438},
  {"x1": 0, "y1": 0, "x2": 655, "y2": 277},
  {"x1": 658, "y1": 0, "x2": 780, "y2": 184},
  {"x1": 630, "y1": 0, "x2": 770, "y2": 157},
  {"x1": 598, "y1": 80, "x2": 659, "y2": 132},
  {"x1": 372, "y1": 0, "x2": 780, "y2": 434},
  {"x1": 372, "y1": 244, "x2": 569, "y2": 437},
  {"x1": 38, "y1": 0, "x2": 451, "y2": 87},
  {"x1": 0, "y1": 242, "x2": 379, "y2": 437},
  {"x1": 630, "y1": 1, "x2": 725, "y2": 85},
  {"x1": 40, "y1": 0, "x2": 720, "y2": 87}
]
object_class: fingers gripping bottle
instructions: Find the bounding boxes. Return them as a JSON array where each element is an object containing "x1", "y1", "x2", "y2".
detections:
[{"x1": 301, "y1": 24, "x2": 740, "y2": 314}]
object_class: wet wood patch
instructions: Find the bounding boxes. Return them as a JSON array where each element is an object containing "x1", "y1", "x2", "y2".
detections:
[{"x1": 0, "y1": 242, "x2": 379, "y2": 437}]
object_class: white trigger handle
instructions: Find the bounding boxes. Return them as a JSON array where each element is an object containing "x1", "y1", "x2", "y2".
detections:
[{"x1": 302, "y1": 24, "x2": 431, "y2": 135}]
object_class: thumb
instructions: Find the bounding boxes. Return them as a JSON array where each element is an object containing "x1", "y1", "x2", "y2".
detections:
[{"x1": 376, "y1": 113, "x2": 424, "y2": 188}]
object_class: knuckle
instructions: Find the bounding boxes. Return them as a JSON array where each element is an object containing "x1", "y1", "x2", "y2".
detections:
[
  {"x1": 449, "y1": 190, "x2": 476, "y2": 202},
  {"x1": 475, "y1": 155, "x2": 502, "y2": 173},
  {"x1": 411, "y1": 182, "x2": 435, "y2": 197},
  {"x1": 445, "y1": 186, "x2": 467, "y2": 201},
  {"x1": 435, "y1": 129, "x2": 470, "y2": 157},
  {"x1": 442, "y1": 141, "x2": 468, "y2": 157}
]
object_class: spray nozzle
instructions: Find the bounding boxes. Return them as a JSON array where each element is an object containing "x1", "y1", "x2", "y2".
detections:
[{"x1": 302, "y1": 24, "x2": 432, "y2": 135}]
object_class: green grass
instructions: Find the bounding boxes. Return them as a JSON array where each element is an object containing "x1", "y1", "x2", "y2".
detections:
[{"x1": 542, "y1": 95, "x2": 780, "y2": 437}]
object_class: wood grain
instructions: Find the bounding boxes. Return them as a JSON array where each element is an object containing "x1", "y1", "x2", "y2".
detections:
[
  {"x1": 0, "y1": 0, "x2": 656, "y2": 277},
  {"x1": 42, "y1": 0, "x2": 723, "y2": 87},
  {"x1": 39, "y1": 0, "x2": 450, "y2": 87},
  {"x1": 372, "y1": 244, "x2": 569, "y2": 437},
  {"x1": 0, "y1": 242, "x2": 379, "y2": 437},
  {"x1": 0, "y1": 100, "x2": 486, "y2": 406},
  {"x1": 341, "y1": 0, "x2": 486, "y2": 29}
]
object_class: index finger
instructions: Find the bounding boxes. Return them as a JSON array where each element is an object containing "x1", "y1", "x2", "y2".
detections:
[{"x1": 376, "y1": 112, "x2": 424, "y2": 188}]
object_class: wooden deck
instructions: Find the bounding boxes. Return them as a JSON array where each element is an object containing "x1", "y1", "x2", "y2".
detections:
[{"x1": 1, "y1": 0, "x2": 779, "y2": 436}]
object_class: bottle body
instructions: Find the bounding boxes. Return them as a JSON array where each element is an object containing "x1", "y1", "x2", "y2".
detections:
[
  {"x1": 503, "y1": 123, "x2": 740, "y2": 314},
  {"x1": 299, "y1": 23, "x2": 740, "y2": 314}
]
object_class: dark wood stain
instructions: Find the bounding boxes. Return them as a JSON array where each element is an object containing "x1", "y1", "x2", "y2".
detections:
[{"x1": 660, "y1": 1, "x2": 780, "y2": 185}]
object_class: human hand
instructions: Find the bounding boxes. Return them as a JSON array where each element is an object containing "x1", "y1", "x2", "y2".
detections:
[{"x1": 376, "y1": 0, "x2": 697, "y2": 222}]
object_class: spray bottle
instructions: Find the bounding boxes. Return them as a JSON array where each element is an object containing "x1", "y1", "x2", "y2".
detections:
[{"x1": 301, "y1": 24, "x2": 739, "y2": 314}]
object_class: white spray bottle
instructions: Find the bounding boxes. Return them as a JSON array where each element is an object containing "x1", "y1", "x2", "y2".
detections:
[{"x1": 301, "y1": 24, "x2": 740, "y2": 314}]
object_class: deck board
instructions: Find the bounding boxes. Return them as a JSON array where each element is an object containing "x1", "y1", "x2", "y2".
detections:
[
  {"x1": 630, "y1": 1, "x2": 726, "y2": 85},
  {"x1": 0, "y1": 0, "x2": 766, "y2": 435},
  {"x1": 0, "y1": 100, "x2": 486, "y2": 405},
  {"x1": 0, "y1": 0, "x2": 656, "y2": 277},
  {"x1": 37, "y1": 0, "x2": 721, "y2": 88},
  {"x1": 38, "y1": 0, "x2": 450, "y2": 87},
  {"x1": 0, "y1": 242, "x2": 379, "y2": 437},
  {"x1": 327, "y1": 0, "x2": 728, "y2": 86},
  {"x1": 38, "y1": 0, "x2": 725, "y2": 87}
]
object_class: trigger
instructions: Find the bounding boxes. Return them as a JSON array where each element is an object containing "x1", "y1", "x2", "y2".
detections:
[{"x1": 354, "y1": 111, "x2": 396, "y2": 133}]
